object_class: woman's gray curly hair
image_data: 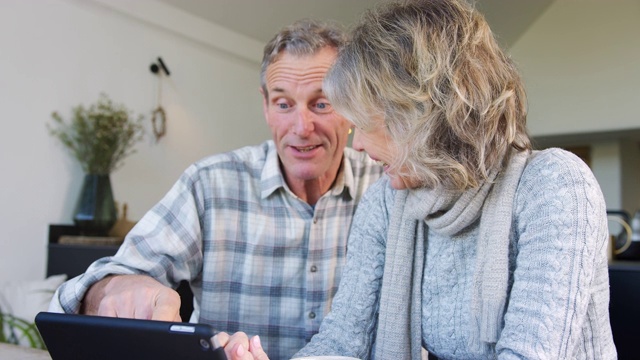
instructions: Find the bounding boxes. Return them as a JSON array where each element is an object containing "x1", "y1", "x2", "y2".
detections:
[{"x1": 325, "y1": 0, "x2": 531, "y2": 190}]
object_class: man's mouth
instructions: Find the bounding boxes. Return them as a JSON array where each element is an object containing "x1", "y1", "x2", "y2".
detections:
[{"x1": 294, "y1": 145, "x2": 319, "y2": 153}]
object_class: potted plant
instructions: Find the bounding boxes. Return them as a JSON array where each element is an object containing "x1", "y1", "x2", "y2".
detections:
[
  {"x1": 0, "y1": 309, "x2": 46, "y2": 349},
  {"x1": 48, "y1": 94, "x2": 145, "y2": 234}
]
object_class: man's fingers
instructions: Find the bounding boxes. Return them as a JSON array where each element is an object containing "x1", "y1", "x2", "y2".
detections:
[
  {"x1": 150, "y1": 306, "x2": 180, "y2": 321},
  {"x1": 95, "y1": 304, "x2": 118, "y2": 318},
  {"x1": 151, "y1": 289, "x2": 182, "y2": 321},
  {"x1": 87, "y1": 275, "x2": 181, "y2": 321}
]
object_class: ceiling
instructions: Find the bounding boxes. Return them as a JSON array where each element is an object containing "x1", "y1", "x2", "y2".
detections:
[{"x1": 154, "y1": 0, "x2": 555, "y2": 49}]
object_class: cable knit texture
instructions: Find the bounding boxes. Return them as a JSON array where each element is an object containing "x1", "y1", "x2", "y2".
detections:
[{"x1": 294, "y1": 148, "x2": 616, "y2": 360}]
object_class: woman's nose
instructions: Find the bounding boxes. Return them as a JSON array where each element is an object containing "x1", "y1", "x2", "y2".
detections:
[{"x1": 351, "y1": 128, "x2": 365, "y2": 151}]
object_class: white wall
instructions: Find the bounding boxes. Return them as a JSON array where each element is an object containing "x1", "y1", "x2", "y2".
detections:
[
  {"x1": 0, "y1": 0, "x2": 270, "y2": 282},
  {"x1": 511, "y1": 0, "x2": 640, "y2": 213},
  {"x1": 512, "y1": 0, "x2": 640, "y2": 137}
]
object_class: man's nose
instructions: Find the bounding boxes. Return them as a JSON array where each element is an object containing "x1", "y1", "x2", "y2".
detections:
[{"x1": 292, "y1": 109, "x2": 314, "y2": 136}]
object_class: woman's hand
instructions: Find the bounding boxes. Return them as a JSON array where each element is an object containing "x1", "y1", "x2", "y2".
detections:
[{"x1": 216, "y1": 331, "x2": 269, "y2": 360}]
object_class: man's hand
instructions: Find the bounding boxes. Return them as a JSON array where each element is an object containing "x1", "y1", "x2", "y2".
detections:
[
  {"x1": 216, "y1": 332, "x2": 269, "y2": 360},
  {"x1": 80, "y1": 274, "x2": 182, "y2": 322}
]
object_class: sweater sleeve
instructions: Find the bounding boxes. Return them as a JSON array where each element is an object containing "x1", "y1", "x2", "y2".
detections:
[
  {"x1": 293, "y1": 178, "x2": 394, "y2": 360},
  {"x1": 496, "y1": 149, "x2": 612, "y2": 359}
]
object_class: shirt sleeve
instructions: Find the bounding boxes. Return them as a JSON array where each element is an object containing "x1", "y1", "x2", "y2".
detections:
[
  {"x1": 50, "y1": 165, "x2": 206, "y2": 314},
  {"x1": 294, "y1": 178, "x2": 393, "y2": 360},
  {"x1": 497, "y1": 149, "x2": 610, "y2": 359}
]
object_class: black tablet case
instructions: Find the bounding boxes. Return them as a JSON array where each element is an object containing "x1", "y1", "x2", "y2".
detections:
[{"x1": 36, "y1": 312, "x2": 227, "y2": 360}]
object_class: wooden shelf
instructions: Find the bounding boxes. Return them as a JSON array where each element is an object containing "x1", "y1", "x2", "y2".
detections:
[{"x1": 46, "y1": 224, "x2": 119, "y2": 279}]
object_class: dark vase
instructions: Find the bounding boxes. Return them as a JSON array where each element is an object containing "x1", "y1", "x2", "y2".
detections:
[{"x1": 73, "y1": 174, "x2": 117, "y2": 235}]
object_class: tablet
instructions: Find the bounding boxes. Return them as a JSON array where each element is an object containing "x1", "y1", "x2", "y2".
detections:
[{"x1": 35, "y1": 312, "x2": 227, "y2": 360}]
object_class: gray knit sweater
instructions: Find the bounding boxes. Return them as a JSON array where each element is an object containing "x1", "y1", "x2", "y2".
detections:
[{"x1": 294, "y1": 149, "x2": 616, "y2": 359}]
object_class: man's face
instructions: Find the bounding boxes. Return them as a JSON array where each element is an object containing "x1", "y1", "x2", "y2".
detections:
[{"x1": 261, "y1": 47, "x2": 351, "y2": 187}]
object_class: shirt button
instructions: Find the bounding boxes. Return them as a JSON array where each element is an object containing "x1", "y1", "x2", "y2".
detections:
[
  {"x1": 309, "y1": 312, "x2": 316, "y2": 319},
  {"x1": 310, "y1": 265, "x2": 317, "y2": 272}
]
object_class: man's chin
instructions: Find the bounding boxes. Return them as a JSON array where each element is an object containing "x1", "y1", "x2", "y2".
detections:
[{"x1": 284, "y1": 164, "x2": 328, "y2": 182}]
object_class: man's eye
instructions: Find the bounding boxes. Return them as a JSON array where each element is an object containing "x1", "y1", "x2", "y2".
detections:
[
  {"x1": 277, "y1": 103, "x2": 289, "y2": 109},
  {"x1": 314, "y1": 102, "x2": 332, "y2": 112}
]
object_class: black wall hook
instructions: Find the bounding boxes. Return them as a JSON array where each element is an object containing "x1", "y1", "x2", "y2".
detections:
[{"x1": 150, "y1": 57, "x2": 170, "y2": 76}]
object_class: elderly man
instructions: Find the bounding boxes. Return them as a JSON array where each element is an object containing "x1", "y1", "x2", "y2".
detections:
[{"x1": 49, "y1": 19, "x2": 382, "y2": 360}]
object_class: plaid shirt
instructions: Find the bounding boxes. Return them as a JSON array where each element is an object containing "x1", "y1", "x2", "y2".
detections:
[{"x1": 52, "y1": 140, "x2": 383, "y2": 360}]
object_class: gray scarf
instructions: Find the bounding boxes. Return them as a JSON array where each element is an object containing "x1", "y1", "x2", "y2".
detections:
[{"x1": 374, "y1": 150, "x2": 530, "y2": 359}]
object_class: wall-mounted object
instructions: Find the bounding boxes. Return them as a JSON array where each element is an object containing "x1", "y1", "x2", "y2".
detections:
[
  {"x1": 150, "y1": 57, "x2": 170, "y2": 142},
  {"x1": 150, "y1": 57, "x2": 170, "y2": 76}
]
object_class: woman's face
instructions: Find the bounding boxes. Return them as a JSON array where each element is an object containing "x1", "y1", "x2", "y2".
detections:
[{"x1": 351, "y1": 119, "x2": 420, "y2": 190}]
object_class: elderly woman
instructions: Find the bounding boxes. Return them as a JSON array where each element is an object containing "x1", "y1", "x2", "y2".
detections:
[{"x1": 220, "y1": 0, "x2": 617, "y2": 359}]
